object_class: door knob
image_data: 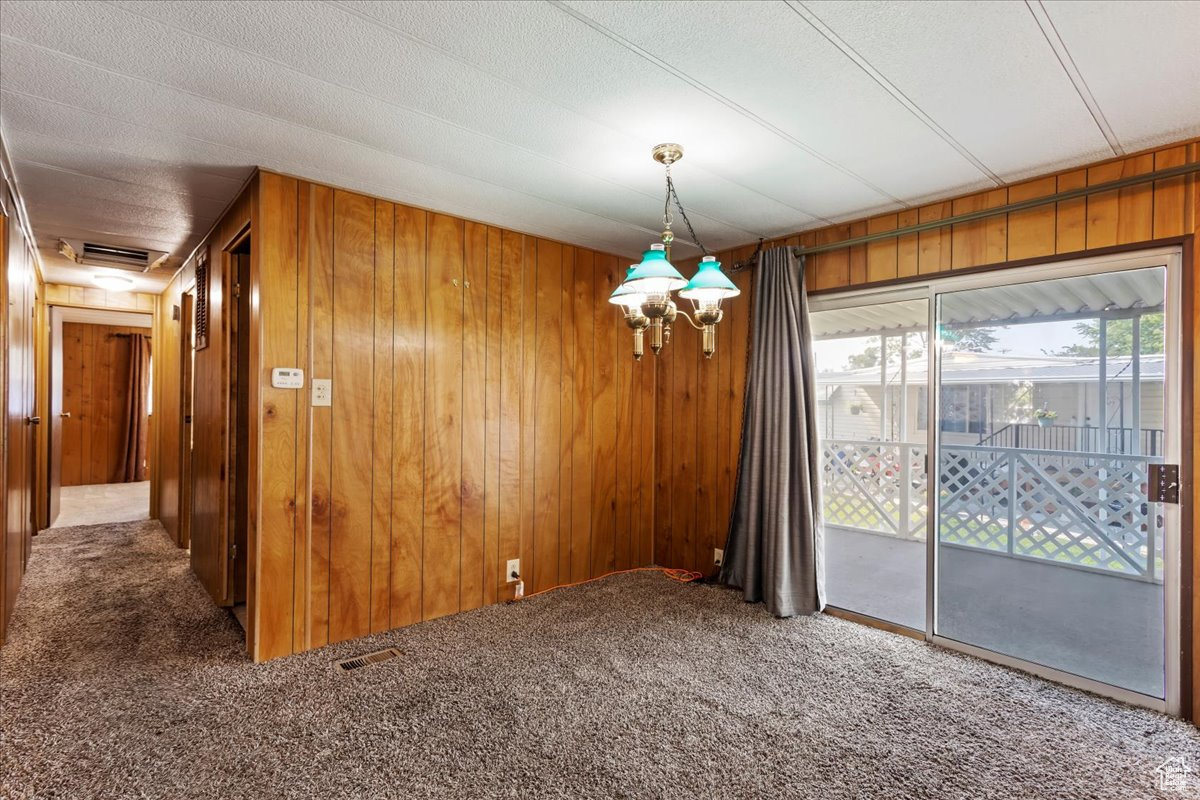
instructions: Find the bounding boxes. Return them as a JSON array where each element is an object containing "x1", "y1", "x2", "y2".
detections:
[
  {"x1": 60, "y1": 411, "x2": 71, "y2": 418},
  {"x1": 26, "y1": 416, "x2": 40, "y2": 425}
]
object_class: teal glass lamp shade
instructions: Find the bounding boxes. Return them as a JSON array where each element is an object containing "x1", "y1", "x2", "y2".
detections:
[
  {"x1": 608, "y1": 266, "x2": 646, "y2": 310},
  {"x1": 679, "y1": 256, "x2": 740, "y2": 306},
  {"x1": 624, "y1": 243, "x2": 686, "y2": 297}
]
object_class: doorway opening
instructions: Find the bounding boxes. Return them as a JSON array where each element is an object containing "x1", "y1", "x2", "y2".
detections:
[
  {"x1": 228, "y1": 235, "x2": 251, "y2": 631},
  {"x1": 48, "y1": 307, "x2": 153, "y2": 529}
]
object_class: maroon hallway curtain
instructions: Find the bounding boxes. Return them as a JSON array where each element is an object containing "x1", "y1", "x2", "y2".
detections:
[{"x1": 118, "y1": 334, "x2": 151, "y2": 482}]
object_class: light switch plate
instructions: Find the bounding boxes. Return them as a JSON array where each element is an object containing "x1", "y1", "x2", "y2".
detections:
[
  {"x1": 312, "y1": 378, "x2": 332, "y2": 407},
  {"x1": 271, "y1": 368, "x2": 304, "y2": 389}
]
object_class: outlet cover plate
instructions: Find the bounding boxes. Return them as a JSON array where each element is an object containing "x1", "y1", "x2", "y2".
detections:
[
  {"x1": 714, "y1": 548, "x2": 724, "y2": 566},
  {"x1": 506, "y1": 559, "x2": 520, "y2": 583},
  {"x1": 312, "y1": 378, "x2": 332, "y2": 407}
]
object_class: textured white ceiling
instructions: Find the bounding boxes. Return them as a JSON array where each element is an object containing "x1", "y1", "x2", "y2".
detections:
[{"x1": 1, "y1": 0, "x2": 1197, "y2": 290}]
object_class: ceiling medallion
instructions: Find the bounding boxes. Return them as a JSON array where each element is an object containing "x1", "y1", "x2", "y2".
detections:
[{"x1": 608, "y1": 144, "x2": 740, "y2": 360}]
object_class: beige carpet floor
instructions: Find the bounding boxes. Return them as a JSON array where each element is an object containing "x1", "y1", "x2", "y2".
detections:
[
  {"x1": 2, "y1": 519, "x2": 1198, "y2": 799},
  {"x1": 50, "y1": 481, "x2": 149, "y2": 528}
]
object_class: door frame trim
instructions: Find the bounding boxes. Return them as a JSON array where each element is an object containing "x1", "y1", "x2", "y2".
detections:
[{"x1": 810, "y1": 245, "x2": 1185, "y2": 716}]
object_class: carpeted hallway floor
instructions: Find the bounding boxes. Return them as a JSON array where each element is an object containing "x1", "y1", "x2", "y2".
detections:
[{"x1": 2, "y1": 520, "x2": 1198, "y2": 799}]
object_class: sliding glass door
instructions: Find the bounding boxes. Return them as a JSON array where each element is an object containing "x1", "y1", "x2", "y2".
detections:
[
  {"x1": 932, "y1": 265, "x2": 1175, "y2": 701},
  {"x1": 812, "y1": 248, "x2": 1181, "y2": 712},
  {"x1": 812, "y1": 297, "x2": 928, "y2": 629}
]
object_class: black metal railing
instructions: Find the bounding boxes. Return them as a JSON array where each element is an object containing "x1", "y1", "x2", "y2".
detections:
[{"x1": 976, "y1": 423, "x2": 1162, "y2": 456}]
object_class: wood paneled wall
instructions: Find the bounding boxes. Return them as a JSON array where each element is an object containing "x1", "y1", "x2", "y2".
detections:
[
  {"x1": 44, "y1": 283, "x2": 156, "y2": 313},
  {"x1": 0, "y1": 196, "x2": 40, "y2": 646},
  {"x1": 151, "y1": 171, "x2": 654, "y2": 661},
  {"x1": 247, "y1": 172, "x2": 654, "y2": 659},
  {"x1": 59, "y1": 323, "x2": 150, "y2": 486},
  {"x1": 652, "y1": 138, "x2": 1200, "y2": 720},
  {"x1": 151, "y1": 273, "x2": 184, "y2": 545}
]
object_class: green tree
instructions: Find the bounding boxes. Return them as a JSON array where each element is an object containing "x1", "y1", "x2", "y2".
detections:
[
  {"x1": 845, "y1": 334, "x2": 928, "y2": 370},
  {"x1": 941, "y1": 327, "x2": 998, "y2": 353},
  {"x1": 1051, "y1": 313, "x2": 1163, "y2": 357}
]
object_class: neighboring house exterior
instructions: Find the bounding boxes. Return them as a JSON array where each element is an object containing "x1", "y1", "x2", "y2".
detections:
[{"x1": 816, "y1": 351, "x2": 1165, "y2": 453}]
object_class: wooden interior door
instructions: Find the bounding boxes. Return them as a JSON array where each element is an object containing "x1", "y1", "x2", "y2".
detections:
[
  {"x1": 48, "y1": 308, "x2": 63, "y2": 523},
  {"x1": 60, "y1": 322, "x2": 150, "y2": 485}
]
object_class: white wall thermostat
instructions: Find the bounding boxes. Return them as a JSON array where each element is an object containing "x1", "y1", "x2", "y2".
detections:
[{"x1": 271, "y1": 368, "x2": 305, "y2": 389}]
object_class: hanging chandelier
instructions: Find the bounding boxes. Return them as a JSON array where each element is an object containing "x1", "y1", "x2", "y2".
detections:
[{"x1": 608, "y1": 144, "x2": 740, "y2": 361}]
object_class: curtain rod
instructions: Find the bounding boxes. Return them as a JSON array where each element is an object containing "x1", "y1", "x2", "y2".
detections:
[{"x1": 734, "y1": 161, "x2": 1200, "y2": 267}]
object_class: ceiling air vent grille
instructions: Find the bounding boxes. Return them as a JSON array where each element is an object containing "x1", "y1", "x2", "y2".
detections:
[
  {"x1": 59, "y1": 239, "x2": 168, "y2": 272},
  {"x1": 336, "y1": 647, "x2": 401, "y2": 672}
]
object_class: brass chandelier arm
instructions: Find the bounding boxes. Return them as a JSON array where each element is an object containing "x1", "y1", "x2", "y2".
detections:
[{"x1": 672, "y1": 307, "x2": 706, "y2": 331}]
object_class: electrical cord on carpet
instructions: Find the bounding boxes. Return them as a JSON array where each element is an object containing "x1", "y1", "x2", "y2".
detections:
[{"x1": 507, "y1": 566, "x2": 704, "y2": 603}]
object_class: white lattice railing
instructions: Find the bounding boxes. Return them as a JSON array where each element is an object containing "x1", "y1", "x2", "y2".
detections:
[
  {"x1": 939, "y1": 445, "x2": 1163, "y2": 582},
  {"x1": 821, "y1": 440, "x2": 927, "y2": 541},
  {"x1": 821, "y1": 440, "x2": 1164, "y2": 582}
]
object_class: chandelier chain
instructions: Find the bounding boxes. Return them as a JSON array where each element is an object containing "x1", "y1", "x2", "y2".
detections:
[{"x1": 667, "y1": 175, "x2": 709, "y2": 257}]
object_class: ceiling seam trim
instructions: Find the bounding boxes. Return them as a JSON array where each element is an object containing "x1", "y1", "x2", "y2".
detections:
[
  {"x1": 324, "y1": 0, "x2": 826, "y2": 227},
  {"x1": 546, "y1": 0, "x2": 899, "y2": 211},
  {"x1": 100, "y1": 0, "x2": 759, "y2": 238},
  {"x1": 787, "y1": 0, "x2": 1003, "y2": 186},
  {"x1": 1025, "y1": 0, "x2": 1124, "y2": 157},
  {"x1": 0, "y1": 44, "x2": 754, "y2": 248}
]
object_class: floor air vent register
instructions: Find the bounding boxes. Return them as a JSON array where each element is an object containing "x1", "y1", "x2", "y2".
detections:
[{"x1": 336, "y1": 648, "x2": 401, "y2": 672}]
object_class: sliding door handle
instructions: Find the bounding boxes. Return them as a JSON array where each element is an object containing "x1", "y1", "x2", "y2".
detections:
[
  {"x1": 60, "y1": 411, "x2": 71, "y2": 419},
  {"x1": 26, "y1": 416, "x2": 40, "y2": 425}
]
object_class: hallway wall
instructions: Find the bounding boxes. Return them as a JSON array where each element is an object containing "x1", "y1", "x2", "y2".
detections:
[{"x1": 1, "y1": 186, "x2": 41, "y2": 646}]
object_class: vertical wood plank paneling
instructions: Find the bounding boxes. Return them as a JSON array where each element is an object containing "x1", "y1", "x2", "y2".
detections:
[
  {"x1": 951, "y1": 188, "x2": 1008, "y2": 269},
  {"x1": 671, "y1": 316, "x2": 697, "y2": 571},
  {"x1": 591, "y1": 253, "x2": 618, "y2": 576},
  {"x1": 497, "y1": 230, "x2": 523, "y2": 599},
  {"x1": 1006, "y1": 176, "x2": 1057, "y2": 261},
  {"x1": 812, "y1": 225, "x2": 851, "y2": 289},
  {"x1": 652, "y1": 326, "x2": 673, "y2": 568},
  {"x1": 519, "y1": 235, "x2": 537, "y2": 587},
  {"x1": 918, "y1": 202, "x2": 953, "y2": 274},
  {"x1": 423, "y1": 213, "x2": 464, "y2": 621},
  {"x1": 390, "y1": 205, "x2": 426, "y2": 627},
  {"x1": 461, "y1": 220, "x2": 488, "y2": 612},
  {"x1": 848, "y1": 221, "x2": 869, "y2": 285},
  {"x1": 866, "y1": 214, "x2": 899, "y2": 283},
  {"x1": 293, "y1": 187, "x2": 311, "y2": 649},
  {"x1": 696, "y1": 299, "x2": 720, "y2": 573},
  {"x1": 570, "y1": 250, "x2": 594, "y2": 582},
  {"x1": 1055, "y1": 169, "x2": 1088, "y2": 253},
  {"x1": 614, "y1": 264, "x2": 636, "y2": 572},
  {"x1": 483, "y1": 227, "x2": 503, "y2": 604},
  {"x1": 634, "y1": 347, "x2": 656, "y2": 566},
  {"x1": 255, "y1": 172, "x2": 298, "y2": 660},
  {"x1": 307, "y1": 183, "x2": 334, "y2": 647},
  {"x1": 558, "y1": 247, "x2": 575, "y2": 583},
  {"x1": 532, "y1": 239, "x2": 562, "y2": 593},
  {"x1": 1153, "y1": 145, "x2": 1188, "y2": 239},
  {"x1": 714, "y1": 256, "x2": 736, "y2": 555},
  {"x1": 896, "y1": 210, "x2": 919, "y2": 278},
  {"x1": 61, "y1": 323, "x2": 82, "y2": 486},
  {"x1": 1087, "y1": 155, "x2": 1154, "y2": 248},
  {"x1": 329, "y1": 190, "x2": 375, "y2": 643},
  {"x1": 370, "y1": 201, "x2": 394, "y2": 632}
]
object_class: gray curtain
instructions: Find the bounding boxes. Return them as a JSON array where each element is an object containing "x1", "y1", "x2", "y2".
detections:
[{"x1": 718, "y1": 247, "x2": 824, "y2": 617}]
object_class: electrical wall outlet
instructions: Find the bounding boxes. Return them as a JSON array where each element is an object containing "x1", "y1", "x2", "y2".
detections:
[
  {"x1": 312, "y1": 378, "x2": 332, "y2": 407},
  {"x1": 506, "y1": 559, "x2": 520, "y2": 583},
  {"x1": 714, "y1": 548, "x2": 724, "y2": 567}
]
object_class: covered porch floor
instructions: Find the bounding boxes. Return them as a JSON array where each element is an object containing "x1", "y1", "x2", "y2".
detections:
[{"x1": 825, "y1": 526, "x2": 1165, "y2": 698}]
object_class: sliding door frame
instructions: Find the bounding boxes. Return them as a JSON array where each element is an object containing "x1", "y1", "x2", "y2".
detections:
[{"x1": 810, "y1": 246, "x2": 1184, "y2": 715}]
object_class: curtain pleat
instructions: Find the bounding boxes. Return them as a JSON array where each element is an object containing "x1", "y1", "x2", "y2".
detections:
[
  {"x1": 117, "y1": 334, "x2": 151, "y2": 483},
  {"x1": 718, "y1": 247, "x2": 825, "y2": 616}
]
